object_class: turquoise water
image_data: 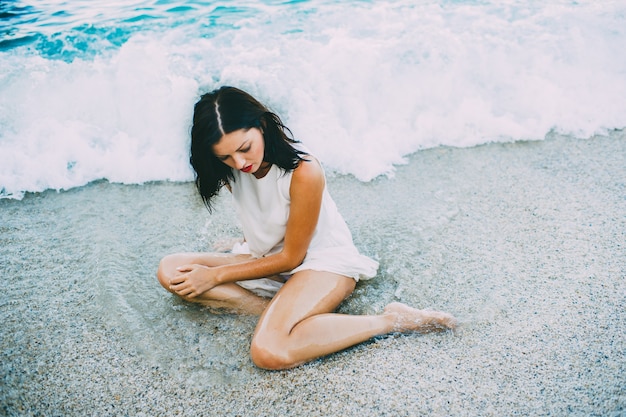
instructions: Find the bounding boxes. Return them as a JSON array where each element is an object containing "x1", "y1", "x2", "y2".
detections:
[
  {"x1": 1, "y1": 0, "x2": 275, "y2": 60},
  {"x1": 1, "y1": 0, "x2": 626, "y2": 198}
]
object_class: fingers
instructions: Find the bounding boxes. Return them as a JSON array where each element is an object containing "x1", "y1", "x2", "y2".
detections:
[
  {"x1": 170, "y1": 265, "x2": 196, "y2": 296},
  {"x1": 168, "y1": 263, "x2": 208, "y2": 299},
  {"x1": 169, "y1": 271, "x2": 200, "y2": 298},
  {"x1": 176, "y1": 287, "x2": 196, "y2": 298},
  {"x1": 176, "y1": 264, "x2": 194, "y2": 273},
  {"x1": 169, "y1": 264, "x2": 195, "y2": 286},
  {"x1": 169, "y1": 280, "x2": 197, "y2": 298}
]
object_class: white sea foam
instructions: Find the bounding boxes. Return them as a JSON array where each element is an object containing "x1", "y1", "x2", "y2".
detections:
[{"x1": 1, "y1": 0, "x2": 625, "y2": 198}]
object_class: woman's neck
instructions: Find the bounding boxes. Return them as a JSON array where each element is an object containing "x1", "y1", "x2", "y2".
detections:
[{"x1": 253, "y1": 162, "x2": 272, "y2": 179}]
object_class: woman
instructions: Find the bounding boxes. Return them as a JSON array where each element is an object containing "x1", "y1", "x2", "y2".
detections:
[{"x1": 157, "y1": 86, "x2": 456, "y2": 370}]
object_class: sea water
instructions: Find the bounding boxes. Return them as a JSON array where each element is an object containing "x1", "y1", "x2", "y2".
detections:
[
  {"x1": 2, "y1": 1, "x2": 626, "y2": 398},
  {"x1": 1, "y1": 0, "x2": 625, "y2": 199}
]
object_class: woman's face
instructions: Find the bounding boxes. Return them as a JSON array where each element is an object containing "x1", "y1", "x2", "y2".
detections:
[{"x1": 212, "y1": 127, "x2": 266, "y2": 176}]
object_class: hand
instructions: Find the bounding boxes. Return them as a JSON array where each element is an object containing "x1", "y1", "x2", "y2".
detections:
[{"x1": 169, "y1": 264, "x2": 218, "y2": 298}]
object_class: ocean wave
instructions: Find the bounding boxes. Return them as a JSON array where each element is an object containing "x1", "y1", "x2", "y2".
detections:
[{"x1": 1, "y1": 0, "x2": 625, "y2": 198}]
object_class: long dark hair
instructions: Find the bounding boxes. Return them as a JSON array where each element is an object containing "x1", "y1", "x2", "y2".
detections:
[{"x1": 190, "y1": 86, "x2": 306, "y2": 211}]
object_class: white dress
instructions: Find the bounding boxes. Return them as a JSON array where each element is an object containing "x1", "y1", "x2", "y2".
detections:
[{"x1": 229, "y1": 152, "x2": 378, "y2": 296}]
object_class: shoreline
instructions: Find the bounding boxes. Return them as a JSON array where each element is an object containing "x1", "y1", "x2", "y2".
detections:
[{"x1": 1, "y1": 131, "x2": 625, "y2": 416}]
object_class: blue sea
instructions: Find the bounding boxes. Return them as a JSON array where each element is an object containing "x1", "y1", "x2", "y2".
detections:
[{"x1": 1, "y1": 0, "x2": 625, "y2": 199}]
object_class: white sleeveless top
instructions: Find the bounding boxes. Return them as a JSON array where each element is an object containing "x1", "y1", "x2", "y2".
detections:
[{"x1": 230, "y1": 154, "x2": 378, "y2": 281}]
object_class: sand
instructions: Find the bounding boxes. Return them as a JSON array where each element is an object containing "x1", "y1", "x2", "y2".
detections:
[{"x1": 1, "y1": 130, "x2": 624, "y2": 416}]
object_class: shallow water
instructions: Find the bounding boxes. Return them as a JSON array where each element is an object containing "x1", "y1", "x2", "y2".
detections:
[
  {"x1": 2, "y1": 1, "x2": 625, "y2": 414},
  {"x1": 2, "y1": 132, "x2": 625, "y2": 411}
]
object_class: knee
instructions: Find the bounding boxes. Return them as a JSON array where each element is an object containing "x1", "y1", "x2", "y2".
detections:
[
  {"x1": 156, "y1": 254, "x2": 178, "y2": 290},
  {"x1": 250, "y1": 336, "x2": 295, "y2": 370}
]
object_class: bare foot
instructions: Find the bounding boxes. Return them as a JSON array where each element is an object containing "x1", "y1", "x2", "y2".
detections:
[{"x1": 384, "y1": 302, "x2": 457, "y2": 333}]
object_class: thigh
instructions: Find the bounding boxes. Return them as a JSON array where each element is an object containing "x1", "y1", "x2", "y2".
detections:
[{"x1": 253, "y1": 270, "x2": 356, "y2": 336}]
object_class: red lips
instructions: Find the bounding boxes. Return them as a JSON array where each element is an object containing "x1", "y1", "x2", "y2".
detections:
[{"x1": 241, "y1": 165, "x2": 253, "y2": 173}]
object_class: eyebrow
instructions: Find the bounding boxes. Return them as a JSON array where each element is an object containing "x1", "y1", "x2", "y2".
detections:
[{"x1": 214, "y1": 139, "x2": 250, "y2": 158}]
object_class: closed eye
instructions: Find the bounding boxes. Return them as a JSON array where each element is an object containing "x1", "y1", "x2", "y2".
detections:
[{"x1": 214, "y1": 140, "x2": 251, "y2": 161}]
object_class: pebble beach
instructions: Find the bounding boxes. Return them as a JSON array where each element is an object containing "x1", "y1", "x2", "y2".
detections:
[{"x1": 1, "y1": 130, "x2": 624, "y2": 416}]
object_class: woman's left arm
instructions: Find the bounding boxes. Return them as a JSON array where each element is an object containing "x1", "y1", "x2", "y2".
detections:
[
  {"x1": 173, "y1": 158, "x2": 324, "y2": 298},
  {"x1": 223, "y1": 157, "x2": 324, "y2": 277}
]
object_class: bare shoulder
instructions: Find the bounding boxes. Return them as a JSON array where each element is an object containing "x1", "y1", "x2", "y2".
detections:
[{"x1": 291, "y1": 154, "x2": 325, "y2": 190}]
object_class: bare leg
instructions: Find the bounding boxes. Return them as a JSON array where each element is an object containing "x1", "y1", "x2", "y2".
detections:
[
  {"x1": 157, "y1": 252, "x2": 270, "y2": 315},
  {"x1": 250, "y1": 270, "x2": 456, "y2": 370}
]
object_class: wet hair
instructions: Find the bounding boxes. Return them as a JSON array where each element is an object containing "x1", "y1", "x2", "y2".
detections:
[{"x1": 190, "y1": 86, "x2": 306, "y2": 211}]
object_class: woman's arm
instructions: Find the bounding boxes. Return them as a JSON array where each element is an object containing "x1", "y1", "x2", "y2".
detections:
[
  {"x1": 221, "y1": 156, "x2": 323, "y2": 278},
  {"x1": 171, "y1": 158, "x2": 324, "y2": 298}
]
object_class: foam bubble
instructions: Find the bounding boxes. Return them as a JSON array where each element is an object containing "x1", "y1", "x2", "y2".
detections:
[
  {"x1": 0, "y1": 38, "x2": 198, "y2": 198},
  {"x1": 1, "y1": 0, "x2": 625, "y2": 197}
]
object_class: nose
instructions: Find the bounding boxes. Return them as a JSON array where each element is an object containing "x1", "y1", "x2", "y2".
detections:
[{"x1": 233, "y1": 154, "x2": 246, "y2": 169}]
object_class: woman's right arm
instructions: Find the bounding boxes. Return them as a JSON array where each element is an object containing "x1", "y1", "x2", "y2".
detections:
[{"x1": 170, "y1": 158, "x2": 325, "y2": 299}]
